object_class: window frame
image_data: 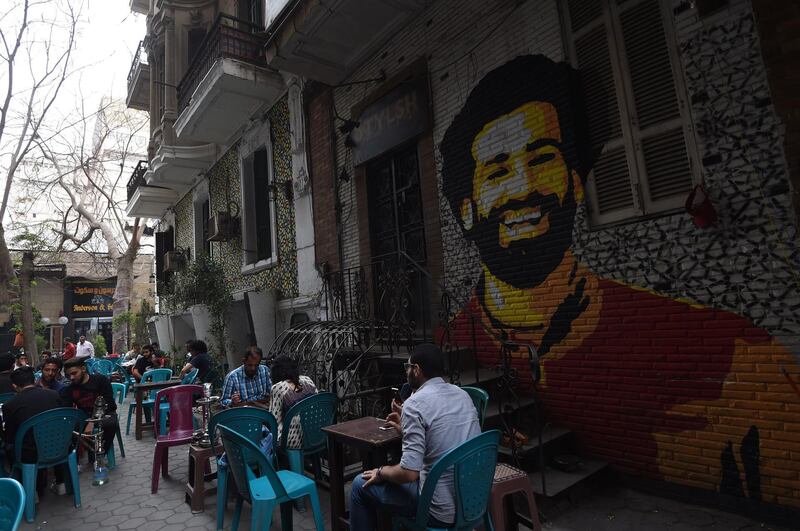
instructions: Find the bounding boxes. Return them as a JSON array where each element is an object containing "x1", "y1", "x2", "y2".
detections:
[
  {"x1": 239, "y1": 120, "x2": 278, "y2": 275},
  {"x1": 562, "y1": 0, "x2": 702, "y2": 227}
]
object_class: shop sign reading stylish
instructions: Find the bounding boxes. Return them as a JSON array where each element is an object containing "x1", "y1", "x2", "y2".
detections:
[{"x1": 351, "y1": 75, "x2": 429, "y2": 165}]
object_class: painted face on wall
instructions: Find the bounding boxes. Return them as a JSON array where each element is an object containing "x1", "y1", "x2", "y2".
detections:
[{"x1": 462, "y1": 101, "x2": 584, "y2": 289}]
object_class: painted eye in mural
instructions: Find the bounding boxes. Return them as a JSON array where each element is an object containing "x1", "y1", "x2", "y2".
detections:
[
  {"x1": 487, "y1": 168, "x2": 508, "y2": 180},
  {"x1": 527, "y1": 152, "x2": 556, "y2": 167}
]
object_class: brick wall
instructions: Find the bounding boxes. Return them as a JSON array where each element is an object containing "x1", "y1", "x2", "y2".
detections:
[
  {"x1": 308, "y1": 0, "x2": 800, "y2": 511},
  {"x1": 306, "y1": 85, "x2": 341, "y2": 271}
]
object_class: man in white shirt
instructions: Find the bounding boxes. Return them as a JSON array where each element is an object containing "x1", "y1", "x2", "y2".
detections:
[{"x1": 75, "y1": 335, "x2": 95, "y2": 360}]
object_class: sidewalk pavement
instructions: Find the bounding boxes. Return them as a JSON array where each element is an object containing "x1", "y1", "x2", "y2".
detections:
[{"x1": 17, "y1": 396, "x2": 794, "y2": 530}]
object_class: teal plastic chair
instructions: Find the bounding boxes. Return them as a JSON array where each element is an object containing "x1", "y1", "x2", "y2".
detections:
[
  {"x1": 210, "y1": 408, "x2": 279, "y2": 531},
  {"x1": 125, "y1": 368, "x2": 172, "y2": 435},
  {"x1": 0, "y1": 477, "x2": 24, "y2": 531},
  {"x1": 277, "y1": 392, "x2": 337, "y2": 480},
  {"x1": 109, "y1": 383, "x2": 127, "y2": 462},
  {"x1": 218, "y1": 425, "x2": 324, "y2": 531},
  {"x1": 462, "y1": 386, "x2": 489, "y2": 428},
  {"x1": 181, "y1": 368, "x2": 199, "y2": 384},
  {"x1": 90, "y1": 359, "x2": 115, "y2": 377},
  {"x1": 393, "y1": 429, "x2": 501, "y2": 531},
  {"x1": 0, "y1": 392, "x2": 15, "y2": 404},
  {"x1": 12, "y1": 408, "x2": 85, "y2": 523}
]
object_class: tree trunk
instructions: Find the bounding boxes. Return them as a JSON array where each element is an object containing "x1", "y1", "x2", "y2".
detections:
[
  {"x1": 0, "y1": 225, "x2": 17, "y2": 309},
  {"x1": 20, "y1": 251, "x2": 38, "y2": 365},
  {"x1": 112, "y1": 250, "x2": 136, "y2": 355}
]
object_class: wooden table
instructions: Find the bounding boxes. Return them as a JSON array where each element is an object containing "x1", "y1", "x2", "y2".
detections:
[
  {"x1": 186, "y1": 443, "x2": 223, "y2": 513},
  {"x1": 133, "y1": 379, "x2": 182, "y2": 440},
  {"x1": 322, "y1": 416, "x2": 402, "y2": 531}
]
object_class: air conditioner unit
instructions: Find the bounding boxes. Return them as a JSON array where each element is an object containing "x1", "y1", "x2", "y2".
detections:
[
  {"x1": 207, "y1": 211, "x2": 239, "y2": 242},
  {"x1": 163, "y1": 250, "x2": 184, "y2": 273}
]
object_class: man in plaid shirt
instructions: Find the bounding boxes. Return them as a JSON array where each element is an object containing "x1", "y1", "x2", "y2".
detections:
[{"x1": 220, "y1": 347, "x2": 272, "y2": 407}]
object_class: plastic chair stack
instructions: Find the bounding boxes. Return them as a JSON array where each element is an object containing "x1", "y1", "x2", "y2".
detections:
[
  {"x1": 278, "y1": 392, "x2": 338, "y2": 480},
  {"x1": 11, "y1": 408, "x2": 85, "y2": 523},
  {"x1": 393, "y1": 430, "x2": 501, "y2": 531},
  {"x1": 209, "y1": 408, "x2": 278, "y2": 531},
  {"x1": 125, "y1": 368, "x2": 172, "y2": 435},
  {"x1": 151, "y1": 384, "x2": 203, "y2": 493},
  {"x1": 0, "y1": 478, "x2": 24, "y2": 531},
  {"x1": 218, "y1": 424, "x2": 325, "y2": 531},
  {"x1": 156, "y1": 368, "x2": 201, "y2": 434}
]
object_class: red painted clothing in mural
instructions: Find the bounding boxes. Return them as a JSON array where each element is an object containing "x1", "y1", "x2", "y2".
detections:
[{"x1": 445, "y1": 278, "x2": 780, "y2": 478}]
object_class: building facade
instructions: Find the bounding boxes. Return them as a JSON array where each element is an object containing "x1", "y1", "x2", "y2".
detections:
[
  {"x1": 262, "y1": 0, "x2": 800, "y2": 517},
  {"x1": 125, "y1": 0, "x2": 321, "y2": 369}
]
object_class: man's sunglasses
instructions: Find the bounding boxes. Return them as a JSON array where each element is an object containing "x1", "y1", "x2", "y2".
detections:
[{"x1": 403, "y1": 362, "x2": 418, "y2": 371}]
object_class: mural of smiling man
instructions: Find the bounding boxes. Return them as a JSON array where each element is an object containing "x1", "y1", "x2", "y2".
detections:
[{"x1": 440, "y1": 55, "x2": 800, "y2": 508}]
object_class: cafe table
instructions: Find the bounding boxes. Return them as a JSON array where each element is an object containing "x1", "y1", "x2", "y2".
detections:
[
  {"x1": 133, "y1": 378, "x2": 182, "y2": 440},
  {"x1": 322, "y1": 416, "x2": 402, "y2": 531}
]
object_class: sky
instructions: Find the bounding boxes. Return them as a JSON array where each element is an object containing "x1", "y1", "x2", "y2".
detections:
[
  {"x1": 65, "y1": 0, "x2": 146, "y2": 116},
  {"x1": 2, "y1": 0, "x2": 149, "y2": 250}
]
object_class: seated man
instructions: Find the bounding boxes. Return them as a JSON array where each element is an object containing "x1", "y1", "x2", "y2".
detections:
[
  {"x1": 60, "y1": 358, "x2": 118, "y2": 464},
  {"x1": 123, "y1": 342, "x2": 141, "y2": 363},
  {"x1": 2, "y1": 366, "x2": 64, "y2": 493},
  {"x1": 350, "y1": 344, "x2": 480, "y2": 530},
  {"x1": 35, "y1": 350, "x2": 52, "y2": 371},
  {"x1": 220, "y1": 348, "x2": 271, "y2": 408},
  {"x1": 38, "y1": 357, "x2": 66, "y2": 393},
  {"x1": 0, "y1": 352, "x2": 15, "y2": 394},
  {"x1": 132, "y1": 344, "x2": 156, "y2": 382},
  {"x1": 14, "y1": 352, "x2": 28, "y2": 370},
  {"x1": 179, "y1": 340, "x2": 212, "y2": 382}
]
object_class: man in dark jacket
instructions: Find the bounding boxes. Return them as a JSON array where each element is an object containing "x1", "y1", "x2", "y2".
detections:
[
  {"x1": 1, "y1": 366, "x2": 64, "y2": 493},
  {"x1": 60, "y1": 358, "x2": 117, "y2": 463}
]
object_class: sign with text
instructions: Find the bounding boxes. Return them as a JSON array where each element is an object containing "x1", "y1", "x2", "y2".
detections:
[
  {"x1": 69, "y1": 281, "x2": 115, "y2": 316},
  {"x1": 352, "y1": 76, "x2": 430, "y2": 166}
]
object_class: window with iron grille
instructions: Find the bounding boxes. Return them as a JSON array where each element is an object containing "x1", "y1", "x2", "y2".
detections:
[{"x1": 563, "y1": 0, "x2": 700, "y2": 226}]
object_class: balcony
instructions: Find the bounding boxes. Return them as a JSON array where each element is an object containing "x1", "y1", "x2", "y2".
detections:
[
  {"x1": 264, "y1": 0, "x2": 428, "y2": 85},
  {"x1": 126, "y1": 41, "x2": 150, "y2": 111},
  {"x1": 130, "y1": 0, "x2": 148, "y2": 15},
  {"x1": 126, "y1": 160, "x2": 178, "y2": 219},
  {"x1": 174, "y1": 14, "x2": 285, "y2": 145},
  {"x1": 147, "y1": 142, "x2": 217, "y2": 194}
]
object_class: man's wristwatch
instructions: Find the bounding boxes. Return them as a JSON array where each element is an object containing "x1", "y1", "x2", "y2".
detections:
[{"x1": 377, "y1": 466, "x2": 383, "y2": 480}]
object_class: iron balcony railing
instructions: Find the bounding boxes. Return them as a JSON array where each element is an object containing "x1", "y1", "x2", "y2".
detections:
[
  {"x1": 127, "y1": 160, "x2": 149, "y2": 202},
  {"x1": 127, "y1": 40, "x2": 148, "y2": 88},
  {"x1": 177, "y1": 14, "x2": 268, "y2": 114}
]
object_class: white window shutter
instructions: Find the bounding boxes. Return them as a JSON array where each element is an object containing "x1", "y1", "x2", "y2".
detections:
[{"x1": 617, "y1": 0, "x2": 696, "y2": 213}]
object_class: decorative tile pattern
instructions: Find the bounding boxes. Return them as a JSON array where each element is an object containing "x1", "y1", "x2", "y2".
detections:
[{"x1": 173, "y1": 95, "x2": 298, "y2": 299}]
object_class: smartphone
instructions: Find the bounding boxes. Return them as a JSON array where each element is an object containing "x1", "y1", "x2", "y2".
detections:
[{"x1": 391, "y1": 387, "x2": 402, "y2": 403}]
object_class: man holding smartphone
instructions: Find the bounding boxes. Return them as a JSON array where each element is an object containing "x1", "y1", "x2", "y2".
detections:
[{"x1": 350, "y1": 344, "x2": 480, "y2": 529}]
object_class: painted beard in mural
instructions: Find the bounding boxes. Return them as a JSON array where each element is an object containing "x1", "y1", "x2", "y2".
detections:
[{"x1": 465, "y1": 179, "x2": 577, "y2": 290}]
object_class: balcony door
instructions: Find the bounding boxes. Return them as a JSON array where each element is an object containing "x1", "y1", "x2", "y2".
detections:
[{"x1": 366, "y1": 144, "x2": 429, "y2": 332}]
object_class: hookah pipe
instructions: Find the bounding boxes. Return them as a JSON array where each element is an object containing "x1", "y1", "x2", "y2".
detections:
[{"x1": 74, "y1": 396, "x2": 111, "y2": 486}]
